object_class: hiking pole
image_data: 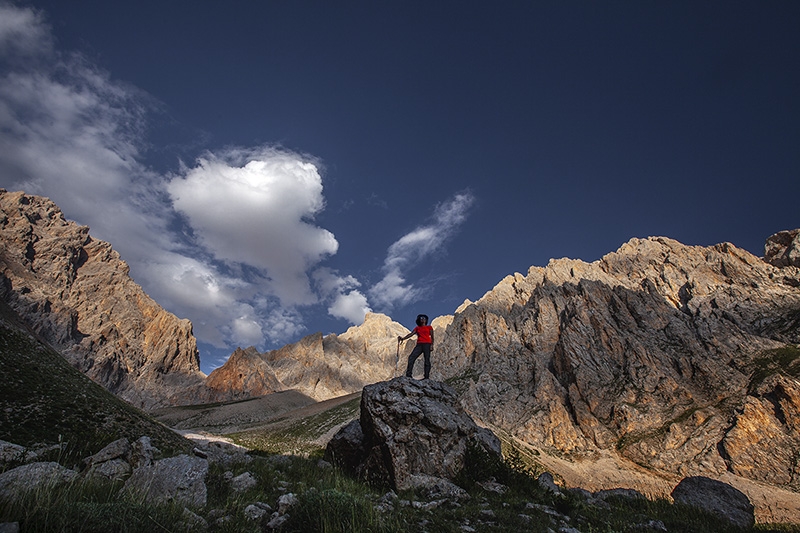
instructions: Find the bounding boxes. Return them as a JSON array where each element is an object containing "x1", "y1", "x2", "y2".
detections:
[{"x1": 396, "y1": 338, "x2": 400, "y2": 367}]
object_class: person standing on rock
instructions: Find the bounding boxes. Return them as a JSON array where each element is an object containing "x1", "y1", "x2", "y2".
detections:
[{"x1": 398, "y1": 314, "x2": 434, "y2": 379}]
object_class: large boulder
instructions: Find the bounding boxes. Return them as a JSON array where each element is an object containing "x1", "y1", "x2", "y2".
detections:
[
  {"x1": 0, "y1": 462, "x2": 78, "y2": 502},
  {"x1": 671, "y1": 476, "x2": 755, "y2": 529},
  {"x1": 325, "y1": 377, "x2": 501, "y2": 491},
  {"x1": 122, "y1": 454, "x2": 208, "y2": 507}
]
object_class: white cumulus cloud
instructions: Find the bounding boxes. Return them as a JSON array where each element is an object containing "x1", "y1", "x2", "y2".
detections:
[{"x1": 167, "y1": 149, "x2": 339, "y2": 306}]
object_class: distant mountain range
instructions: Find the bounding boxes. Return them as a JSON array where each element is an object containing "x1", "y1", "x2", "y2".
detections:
[{"x1": 2, "y1": 189, "x2": 799, "y2": 521}]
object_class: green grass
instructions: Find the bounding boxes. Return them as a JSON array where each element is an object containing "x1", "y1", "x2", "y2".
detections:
[
  {"x1": 747, "y1": 345, "x2": 800, "y2": 393},
  {"x1": 0, "y1": 312, "x2": 191, "y2": 469},
  {"x1": 0, "y1": 477, "x2": 189, "y2": 533}
]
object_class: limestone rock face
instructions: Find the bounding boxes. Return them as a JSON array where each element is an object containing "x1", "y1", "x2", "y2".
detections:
[
  {"x1": 325, "y1": 377, "x2": 501, "y2": 490},
  {"x1": 0, "y1": 190, "x2": 205, "y2": 409},
  {"x1": 720, "y1": 374, "x2": 800, "y2": 486},
  {"x1": 437, "y1": 235, "x2": 800, "y2": 489},
  {"x1": 765, "y1": 229, "x2": 800, "y2": 268}
]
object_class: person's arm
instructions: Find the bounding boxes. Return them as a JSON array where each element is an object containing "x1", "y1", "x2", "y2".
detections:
[
  {"x1": 430, "y1": 328, "x2": 434, "y2": 348},
  {"x1": 398, "y1": 328, "x2": 417, "y2": 342}
]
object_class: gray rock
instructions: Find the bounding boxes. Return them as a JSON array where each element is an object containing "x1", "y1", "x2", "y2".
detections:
[
  {"x1": 22, "y1": 443, "x2": 61, "y2": 463},
  {"x1": 122, "y1": 454, "x2": 208, "y2": 507},
  {"x1": 86, "y1": 458, "x2": 131, "y2": 481},
  {"x1": 477, "y1": 479, "x2": 508, "y2": 494},
  {"x1": 230, "y1": 472, "x2": 258, "y2": 492},
  {"x1": 244, "y1": 503, "x2": 268, "y2": 521},
  {"x1": 83, "y1": 438, "x2": 131, "y2": 468},
  {"x1": 179, "y1": 508, "x2": 208, "y2": 531},
  {"x1": 375, "y1": 491, "x2": 398, "y2": 513},
  {"x1": 594, "y1": 488, "x2": 645, "y2": 501},
  {"x1": 266, "y1": 514, "x2": 289, "y2": 530},
  {"x1": 0, "y1": 523, "x2": 20, "y2": 533},
  {"x1": 130, "y1": 436, "x2": 158, "y2": 468},
  {"x1": 0, "y1": 441, "x2": 25, "y2": 468},
  {"x1": 631, "y1": 519, "x2": 668, "y2": 532},
  {"x1": 406, "y1": 474, "x2": 470, "y2": 501},
  {"x1": 413, "y1": 499, "x2": 446, "y2": 510},
  {"x1": 671, "y1": 476, "x2": 755, "y2": 529},
  {"x1": 537, "y1": 472, "x2": 562, "y2": 495},
  {"x1": 323, "y1": 419, "x2": 364, "y2": 472},
  {"x1": 0, "y1": 462, "x2": 78, "y2": 502},
  {"x1": 266, "y1": 454, "x2": 293, "y2": 469},
  {"x1": 325, "y1": 377, "x2": 502, "y2": 491},
  {"x1": 277, "y1": 492, "x2": 298, "y2": 515},
  {"x1": 82, "y1": 438, "x2": 136, "y2": 481},
  {"x1": 567, "y1": 487, "x2": 593, "y2": 500},
  {"x1": 198, "y1": 440, "x2": 251, "y2": 467}
]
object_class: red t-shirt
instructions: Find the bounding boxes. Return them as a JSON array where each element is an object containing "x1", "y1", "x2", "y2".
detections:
[{"x1": 414, "y1": 325, "x2": 433, "y2": 344}]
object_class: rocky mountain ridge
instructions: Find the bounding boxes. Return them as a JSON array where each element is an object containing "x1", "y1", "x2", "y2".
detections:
[
  {"x1": 0, "y1": 190, "x2": 206, "y2": 410},
  {"x1": 437, "y1": 233, "x2": 800, "y2": 491}
]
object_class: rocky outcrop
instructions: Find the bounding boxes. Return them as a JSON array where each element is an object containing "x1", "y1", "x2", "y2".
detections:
[
  {"x1": 436, "y1": 235, "x2": 800, "y2": 490},
  {"x1": 0, "y1": 190, "x2": 205, "y2": 409},
  {"x1": 325, "y1": 377, "x2": 501, "y2": 491},
  {"x1": 765, "y1": 229, "x2": 800, "y2": 268}
]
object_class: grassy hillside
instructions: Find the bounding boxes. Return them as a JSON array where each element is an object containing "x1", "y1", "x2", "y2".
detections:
[{"x1": 0, "y1": 300, "x2": 191, "y2": 465}]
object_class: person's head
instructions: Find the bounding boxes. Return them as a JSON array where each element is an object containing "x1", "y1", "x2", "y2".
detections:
[{"x1": 416, "y1": 314, "x2": 429, "y2": 326}]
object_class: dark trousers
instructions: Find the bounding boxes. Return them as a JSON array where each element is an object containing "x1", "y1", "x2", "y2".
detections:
[{"x1": 405, "y1": 343, "x2": 431, "y2": 379}]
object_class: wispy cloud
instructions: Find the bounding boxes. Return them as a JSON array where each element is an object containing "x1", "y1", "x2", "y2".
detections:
[
  {"x1": 0, "y1": 3, "x2": 52, "y2": 59},
  {"x1": 369, "y1": 191, "x2": 475, "y2": 310}
]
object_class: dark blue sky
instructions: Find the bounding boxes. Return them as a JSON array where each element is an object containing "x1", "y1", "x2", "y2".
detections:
[{"x1": 3, "y1": 1, "x2": 799, "y2": 372}]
